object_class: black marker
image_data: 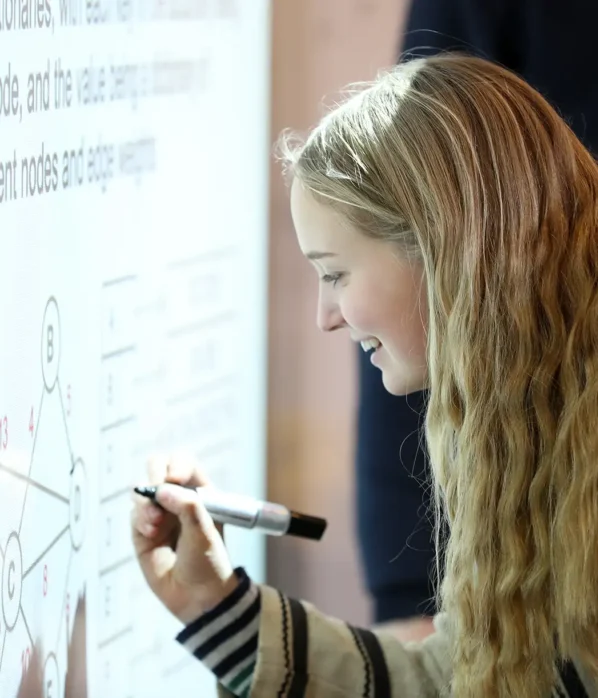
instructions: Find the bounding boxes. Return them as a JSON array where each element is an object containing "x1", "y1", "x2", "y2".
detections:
[{"x1": 134, "y1": 484, "x2": 327, "y2": 541}]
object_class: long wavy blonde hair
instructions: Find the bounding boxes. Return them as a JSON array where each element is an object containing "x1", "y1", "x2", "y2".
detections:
[{"x1": 278, "y1": 54, "x2": 598, "y2": 696}]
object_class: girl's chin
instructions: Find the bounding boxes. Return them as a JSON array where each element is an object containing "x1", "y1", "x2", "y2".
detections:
[{"x1": 380, "y1": 363, "x2": 428, "y2": 396}]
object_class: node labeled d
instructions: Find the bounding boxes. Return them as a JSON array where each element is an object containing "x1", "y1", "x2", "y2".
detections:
[
  {"x1": 69, "y1": 459, "x2": 87, "y2": 551},
  {"x1": 2, "y1": 531, "x2": 22, "y2": 631},
  {"x1": 41, "y1": 296, "x2": 61, "y2": 393}
]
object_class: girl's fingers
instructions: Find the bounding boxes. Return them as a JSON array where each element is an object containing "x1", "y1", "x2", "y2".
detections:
[{"x1": 146, "y1": 452, "x2": 213, "y2": 490}]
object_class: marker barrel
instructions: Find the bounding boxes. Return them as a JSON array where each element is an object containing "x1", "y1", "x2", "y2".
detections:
[{"x1": 197, "y1": 489, "x2": 290, "y2": 535}]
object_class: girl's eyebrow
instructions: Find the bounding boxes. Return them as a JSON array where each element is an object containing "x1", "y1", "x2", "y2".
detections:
[{"x1": 306, "y1": 251, "x2": 337, "y2": 260}]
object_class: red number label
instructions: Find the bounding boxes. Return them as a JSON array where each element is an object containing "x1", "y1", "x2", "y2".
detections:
[
  {"x1": 1, "y1": 415, "x2": 7, "y2": 449},
  {"x1": 43, "y1": 565, "x2": 48, "y2": 597},
  {"x1": 29, "y1": 407, "x2": 34, "y2": 437}
]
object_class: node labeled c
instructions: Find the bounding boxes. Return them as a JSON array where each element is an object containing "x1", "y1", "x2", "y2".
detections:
[{"x1": 2, "y1": 532, "x2": 22, "y2": 631}]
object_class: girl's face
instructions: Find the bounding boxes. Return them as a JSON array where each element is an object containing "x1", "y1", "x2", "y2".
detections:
[{"x1": 290, "y1": 180, "x2": 428, "y2": 396}]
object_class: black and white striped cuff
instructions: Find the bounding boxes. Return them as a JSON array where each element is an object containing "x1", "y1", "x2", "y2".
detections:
[{"x1": 176, "y1": 568, "x2": 260, "y2": 696}]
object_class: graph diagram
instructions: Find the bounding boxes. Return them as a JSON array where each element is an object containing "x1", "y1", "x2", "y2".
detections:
[{"x1": 0, "y1": 297, "x2": 87, "y2": 697}]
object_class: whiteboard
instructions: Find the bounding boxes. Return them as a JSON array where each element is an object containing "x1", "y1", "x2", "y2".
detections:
[{"x1": 0, "y1": 2, "x2": 271, "y2": 696}]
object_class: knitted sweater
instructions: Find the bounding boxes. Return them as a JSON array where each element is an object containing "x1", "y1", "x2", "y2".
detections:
[{"x1": 175, "y1": 569, "x2": 595, "y2": 697}]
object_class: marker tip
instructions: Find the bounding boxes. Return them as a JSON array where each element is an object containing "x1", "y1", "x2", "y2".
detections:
[{"x1": 134, "y1": 486, "x2": 157, "y2": 499}]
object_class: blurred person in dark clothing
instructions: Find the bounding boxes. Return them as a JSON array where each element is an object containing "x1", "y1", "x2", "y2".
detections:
[{"x1": 356, "y1": 0, "x2": 598, "y2": 640}]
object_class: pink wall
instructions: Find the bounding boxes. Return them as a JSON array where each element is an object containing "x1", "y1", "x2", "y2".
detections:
[{"x1": 267, "y1": 0, "x2": 409, "y2": 624}]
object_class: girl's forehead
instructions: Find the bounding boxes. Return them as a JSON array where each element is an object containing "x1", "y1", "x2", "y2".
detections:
[{"x1": 291, "y1": 180, "x2": 365, "y2": 254}]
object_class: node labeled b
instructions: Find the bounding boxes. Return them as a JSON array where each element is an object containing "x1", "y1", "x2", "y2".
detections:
[
  {"x1": 2, "y1": 531, "x2": 22, "y2": 631},
  {"x1": 41, "y1": 297, "x2": 61, "y2": 393}
]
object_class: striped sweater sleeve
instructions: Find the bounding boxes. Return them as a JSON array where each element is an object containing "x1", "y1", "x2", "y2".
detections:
[
  {"x1": 175, "y1": 572, "x2": 451, "y2": 697},
  {"x1": 222, "y1": 583, "x2": 453, "y2": 697},
  {"x1": 176, "y1": 568, "x2": 259, "y2": 697},
  {"x1": 174, "y1": 575, "x2": 593, "y2": 698}
]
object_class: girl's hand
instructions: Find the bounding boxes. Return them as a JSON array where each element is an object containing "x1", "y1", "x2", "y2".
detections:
[{"x1": 131, "y1": 453, "x2": 239, "y2": 624}]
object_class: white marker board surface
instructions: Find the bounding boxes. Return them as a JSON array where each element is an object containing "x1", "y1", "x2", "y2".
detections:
[{"x1": 0, "y1": 2, "x2": 270, "y2": 696}]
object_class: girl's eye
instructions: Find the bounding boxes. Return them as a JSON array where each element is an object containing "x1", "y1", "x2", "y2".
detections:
[{"x1": 321, "y1": 272, "x2": 344, "y2": 287}]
